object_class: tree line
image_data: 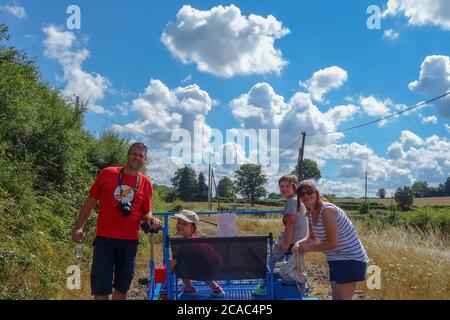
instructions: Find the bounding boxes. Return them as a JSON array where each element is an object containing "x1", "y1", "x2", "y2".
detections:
[
  {"x1": 377, "y1": 178, "x2": 450, "y2": 200},
  {"x1": 374, "y1": 178, "x2": 450, "y2": 211},
  {"x1": 162, "y1": 159, "x2": 323, "y2": 205}
]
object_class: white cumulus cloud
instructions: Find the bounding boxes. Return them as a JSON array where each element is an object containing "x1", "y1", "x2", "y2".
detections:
[
  {"x1": 325, "y1": 104, "x2": 359, "y2": 126},
  {"x1": 299, "y1": 66, "x2": 348, "y2": 102},
  {"x1": 42, "y1": 25, "x2": 111, "y2": 115},
  {"x1": 445, "y1": 124, "x2": 450, "y2": 134},
  {"x1": 229, "y1": 82, "x2": 351, "y2": 151},
  {"x1": 387, "y1": 142, "x2": 405, "y2": 159},
  {"x1": 360, "y1": 96, "x2": 391, "y2": 117},
  {"x1": 161, "y1": 4, "x2": 290, "y2": 78},
  {"x1": 400, "y1": 130, "x2": 423, "y2": 147},
  {"x1": 113, "y1": 79, "x2": 214, "y2": 160},
  {"x1": 383, "y1": 29, "x2": 399, "y2": 39},
  {"x1": 409, "y1": 55, "x2": 450, "y2": 118},
  {"x1": 383, "y1": 0, "x2": 450, "y2": 30},
  {"x1": 421, "y1": 115, "x2": 438, "y2": 124},
  {"x1": 1, "y1": 4, "x2": 27, "y2": 19}
]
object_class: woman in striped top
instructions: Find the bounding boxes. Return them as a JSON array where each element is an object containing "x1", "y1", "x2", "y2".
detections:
[{"x1": 293, "y1": 179, "x2": 368, "y2": 300}]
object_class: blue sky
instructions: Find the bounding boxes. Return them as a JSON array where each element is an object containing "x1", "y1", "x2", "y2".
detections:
[{"x1": 1, "y1": 0, "x2": 449, "y2": 196}]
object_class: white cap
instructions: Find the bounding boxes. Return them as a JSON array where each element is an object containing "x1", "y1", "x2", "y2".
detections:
[{"x1": 174, "y1": 209, "x2": 199, "y2": 225}]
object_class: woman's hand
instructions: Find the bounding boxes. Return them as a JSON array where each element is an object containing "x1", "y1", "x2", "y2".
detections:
[
  {"x1": 293, "y1": 239, "x2": 314, "y2": 254},
  {"x1": 293, "y1": 242, "x2": 306, "y2": 254},
  {"x1": 280, "y1": 241, "x2": 290, "y2": 253}
]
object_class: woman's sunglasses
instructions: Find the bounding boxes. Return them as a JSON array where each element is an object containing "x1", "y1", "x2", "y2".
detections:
[{"x1": 298, "y1": 188, "x2": 315, "y2": 197}]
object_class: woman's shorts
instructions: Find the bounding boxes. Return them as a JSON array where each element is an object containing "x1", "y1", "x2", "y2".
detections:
[{"x1": 327, "y1": 260, "x2": 367, "y2": 284}]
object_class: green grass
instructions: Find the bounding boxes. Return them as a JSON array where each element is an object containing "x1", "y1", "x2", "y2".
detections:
[
  {"x1": 337, "y1": 197, "x2": 450, "y2": 207},
  {"x1": 347, "y1": 206, "x2": 450, "y2": 239}
]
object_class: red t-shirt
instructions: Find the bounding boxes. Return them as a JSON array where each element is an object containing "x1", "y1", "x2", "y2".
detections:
[{"x1": 89, "y1": 166, "x2": 153, "y2": 240}]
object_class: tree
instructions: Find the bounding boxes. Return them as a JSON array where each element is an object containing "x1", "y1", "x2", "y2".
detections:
[
  {"x1": 86, "y1": 130, "x2": 129, "y2": 173},
  {"x1": 171, "y1": 167, "x2": 197, "y2": 201},
  {"x1": 292, "y1": 159, "x2": 321, "y2": 181},
  {"x1": 268, "y1": 192, "x2": 281, "y2": 199},
  {"x1": 195, "y1": 172, "x2": 208, "y2": 201},
  {"x1": 443, "y1": 177, "x2": 450, "y2": 196},
  {"x1": 234, "y1": 164, "x2": 267, "y2": 206},
  {"x1": 217, "y1": 176, "x2": 234, "y2": 198},
  {"x1": 411, "y1": 181, "x2": 429, "y2": 198},
  {"x1": 377, "y1": 188, "x2": 387, "y2": 199},
  {"x1": 394, "y1": 186, "x2": 414, "y2": 211},
  {"x1": 0, "y1": 22, "x2": 10, "y2": 41}
]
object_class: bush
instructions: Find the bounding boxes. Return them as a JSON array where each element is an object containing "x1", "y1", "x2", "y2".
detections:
[
  {"x1": 395, "y1": 187, "x2": 414, "y2": 211},
  {"x1": 168, "y1": 201, "x2": 183, "y2": 213},
  {"x1": 359, "y1": 202, "x2": 370, "y2": 214},
  {"x1": 164, "y1": 191, "x2": 177, "y2": 203},
  {"x1": 406, "y1": 207, "x2": 450, "y2": 236}
]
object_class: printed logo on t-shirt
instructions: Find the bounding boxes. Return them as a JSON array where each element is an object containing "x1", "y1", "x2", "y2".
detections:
[{"x1": 113, "y1": 185, "x2": 134, "y2": 203}]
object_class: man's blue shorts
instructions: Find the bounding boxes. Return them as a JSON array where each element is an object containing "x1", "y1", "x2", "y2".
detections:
[
  {"x1": 91, "y1": 237, "x2": 139, "y2": 296},
  {"x1": 327, "y1": 260, "x2": 367, "y2": 284}
]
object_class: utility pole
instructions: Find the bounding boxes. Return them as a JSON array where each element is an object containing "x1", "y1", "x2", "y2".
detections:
[
  {"x1": 391, "y1": 192, "x2": 394, "y2": 215},
  {"x1": 211, "y1": 168, "x2": 221, "y2": 211},
  {"x1": 364, "y1": 171, "x2": 368, "y2": 203},
  {"x1": 296, "y1": 132, "x2": 306, "y2": 181},
  {"x1": 208, "y1": 157, "x2": 212, "y2": 211}
]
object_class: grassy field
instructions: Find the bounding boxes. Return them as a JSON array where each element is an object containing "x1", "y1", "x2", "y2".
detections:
[{"x1": 337, "y1": 197, "x2": 450, "y2": 207}]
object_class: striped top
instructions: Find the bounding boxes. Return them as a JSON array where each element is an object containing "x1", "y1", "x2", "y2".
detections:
[{"x1": 308, "y1": 202, "x2": 368, "y2": 262}]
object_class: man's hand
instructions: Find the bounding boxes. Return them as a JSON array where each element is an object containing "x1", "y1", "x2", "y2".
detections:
[
  {"x1": 72, "y1": 196, "x2": 96, "y2": 243},
  {"x1": 142, "y1": 213, "x2": 161, "y2": 231},
  {"x1": 72, "y1": 228, "x2": 84, "y2": 244}
]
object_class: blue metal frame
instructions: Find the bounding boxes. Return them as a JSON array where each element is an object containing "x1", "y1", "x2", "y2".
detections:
[{"x1": 149, "y1": 210, "x2": 285, "y2": 300}]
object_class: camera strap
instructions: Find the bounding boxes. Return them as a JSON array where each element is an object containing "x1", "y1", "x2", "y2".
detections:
[{"x1": 118, "y1": 167, "x2": 141, "y2": 204}]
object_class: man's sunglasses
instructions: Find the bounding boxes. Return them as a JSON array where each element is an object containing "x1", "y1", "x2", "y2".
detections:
[
  {"x1": 298, "y1": 188, "x2": 315, "y2": 197},
  {"x1": 129, "y1": 143, "x2": 148, "y2": 153}
]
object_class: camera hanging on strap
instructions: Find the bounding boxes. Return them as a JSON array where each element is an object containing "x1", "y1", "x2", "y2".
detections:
[{"x1": 117, "y1": 167, "x2": 140, "y2": 217}]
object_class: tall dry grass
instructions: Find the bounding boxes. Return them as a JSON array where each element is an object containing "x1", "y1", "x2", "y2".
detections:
[{"x1": 355, "y1": 221, "x2": 450, "y2": 299}]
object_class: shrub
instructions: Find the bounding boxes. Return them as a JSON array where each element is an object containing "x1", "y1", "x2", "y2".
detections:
[
  {"x1": 359, "y1": 202, "x2": 370, "y2": 214},
  {"x1": 395, "y1": 186, "x2": 414, "y2": 211}
]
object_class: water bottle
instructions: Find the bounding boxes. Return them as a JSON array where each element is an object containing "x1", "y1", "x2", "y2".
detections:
[{"x1": 75, "y1": 236, "x2": 83, "y2": 259}]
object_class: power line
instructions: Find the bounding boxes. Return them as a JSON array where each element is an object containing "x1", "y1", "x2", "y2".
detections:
[
  {"x1": 308, "y1": 91, "x2": 450, "y2": 137},
  {"x1": 279, "y1": 91, "x2": 450, "y2": 155},
  {"x1": 279, "y1": 137, "x2": 304, "y2": 156}
]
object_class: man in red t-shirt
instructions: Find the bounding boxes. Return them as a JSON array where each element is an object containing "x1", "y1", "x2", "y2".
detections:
[{"x1": 72, "y1": 142, "x2": 161, "y2": 300}]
